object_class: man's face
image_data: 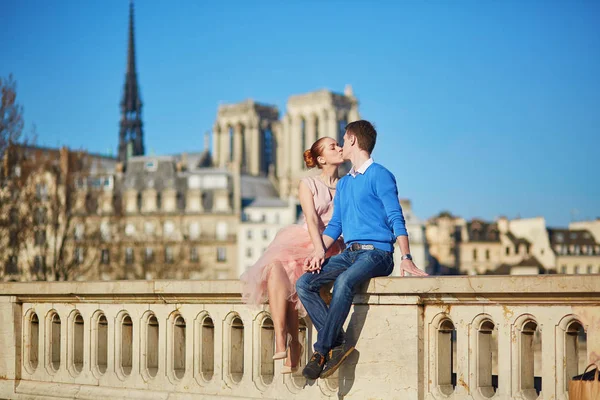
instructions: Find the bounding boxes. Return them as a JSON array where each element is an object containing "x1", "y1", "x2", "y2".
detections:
[{"x1": 342, "y1": 131, "x2": 353, "y2": 160}]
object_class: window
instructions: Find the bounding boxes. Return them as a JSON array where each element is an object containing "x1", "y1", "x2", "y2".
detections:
[
  {"x1": 190, "y1": 247, "x2": 199, "y2": 263},
  {"x1": 189, "y1": 222, "x2": 200, "y2": 240},
  {"x1": 145, "y1": 248, "x2": 154, "y2": 263},
  {"x1": 473, "y1": 249, "x2": 477, "y2": 261},
  {"x1": 144, "y1": 222, "x2": 155, "y2": 236},
  {"x1": 574, "y1": 265, "x2": 580, "y2": 274},
  {"x1": 555, "y1": 233, "x2": 564, "y2": 242},
  {"x1": 9, "y1": 231, "x2": 17, "y2": 247},
  {"x1": 561, "y1": 265, "x2": 567, "y2": 274},
  {"x1": 505, "y1": 247, "x2": 510, "y2": 255},
  {"x1": 34, "y1": 229, "x2": 46, "y2": 246},
  {"x1": 570, "y1": 232, "x2": 577, "y2": 240},
  {"x1": 217, "y1": 247, "x2": 226, "y2": 262},
  {"x1": 514, "y1": 244, "x2": 519, "y2": 255},
  {"x1": 246, "y1": 248, "x2": 253, "y2": 258},
  {"x1": 101, "y1": 249, "x2": 110, "y2": 265},
  {"x1": 34, "y1": 207, "x2": 46, "y2": 225},
  {"x1": 262, "y1": 229, "x2": 268, "y2": 240},
  {"x1": 216, "y1": 222, "x2": 228, "y2": 241},
  {"x1": 300, "y1": 118, "x2": 306, "y2": 169},
  {"x1": 6, "y1": 255, "x2": 18, "y2": 274},
  {"x1": 125, "y1": 223, "x2": 136, "y2": 237},
  {"x1": 165, "y1": 247, "x2": 174, "y2": 264},
  {"x1": 126, "y1": 248, "x2": 134, "y2": 265},
  {"x1": 485, "y1": 249, "x2": 490, "y2": 260},
  {"x1": 263, "y1": 127, "x2": 274, "y2": 173},
  {"x1": 33, "y1": 256, "x2": 44, "y2": 274},
  {"x1": 100, "y1": 222, "x2": 110, "y2": 241},
  {"x1": 574, "y1": 245, "x2": 580, "y2": 255},
  {"x1": 75, "y1": 224, "x2": 85, "y2": 241},
  {"x1": 74, "y1": 247, "x2": 84, "y2": 264},
  {"x1": 587, "y1": 265, "x2": 593, "y2": 274},
  {"x1": 246, "y1": 230, "x2": 252, "y2": 240},
  {"x1": 35, "y1": 183, "x2": 48, "y2": 201},
  {"x1": 338, "y1": 118, "x2": 347, "y2": 146},
  {"x1": 156, "y1": 192, "x2": 162, "y2": 210},
  {"x1": 229, "y1": 127, "x2": 234, "y2": 162},
  {"x1": 164, "y1": 221, "x2": 175, "y2": 237}
]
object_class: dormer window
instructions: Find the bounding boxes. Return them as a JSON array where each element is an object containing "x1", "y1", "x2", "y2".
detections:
[{"x1": 145, "y1": 160, "x2": 157, "y2": 171}]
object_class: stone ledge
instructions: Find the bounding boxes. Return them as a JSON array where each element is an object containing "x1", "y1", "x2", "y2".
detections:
[{"x1": 0, "y1": 275, "x2": 598, "y2": 299}]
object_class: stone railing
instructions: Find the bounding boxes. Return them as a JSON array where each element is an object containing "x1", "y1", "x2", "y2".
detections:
[{"x1": 0, "y1": 276, "x2": 598, "y2": 400}]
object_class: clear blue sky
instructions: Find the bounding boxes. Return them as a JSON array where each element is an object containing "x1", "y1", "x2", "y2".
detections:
[{"x1": 2, "y1": 0, "x2": 599, "y2": 226}]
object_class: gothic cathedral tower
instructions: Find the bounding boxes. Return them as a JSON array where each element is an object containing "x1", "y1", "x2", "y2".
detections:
[{"x1": 118, "y1": 1, "x2": 145, "y2": 163}]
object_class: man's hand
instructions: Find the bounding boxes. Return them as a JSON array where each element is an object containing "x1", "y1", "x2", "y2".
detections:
[
  {"x1": 303, "y1": 249, "x2": 325, "y2": 273},
  {"x1": 399, "y1": 259, "x2": 428, "y2": 277}
]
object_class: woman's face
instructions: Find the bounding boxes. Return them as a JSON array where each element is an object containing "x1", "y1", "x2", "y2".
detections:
[{"x1": 317, "y1": 138, "x2": 344, "y2": 167}]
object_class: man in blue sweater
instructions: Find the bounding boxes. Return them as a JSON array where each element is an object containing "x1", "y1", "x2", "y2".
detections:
[{"x1": 296, "y1": 120, "x2": 428, "y2": 380}]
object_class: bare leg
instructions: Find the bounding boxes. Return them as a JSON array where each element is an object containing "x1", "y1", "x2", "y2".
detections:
[
  {"x1": 267, "y1": 264, "x2": 291, "y2": 354},
  {"x1": 285, "y1": 301, "x2": 301, "y2": 368}
]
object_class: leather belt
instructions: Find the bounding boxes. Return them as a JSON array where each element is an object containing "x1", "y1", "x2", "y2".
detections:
[{"x1": 348, "y1": 243, "x2": 375, "y2": 251}]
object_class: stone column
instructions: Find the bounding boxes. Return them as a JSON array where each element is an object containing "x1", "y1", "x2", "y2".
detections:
[
  {"x1": 0, "y1": 297, "x2": 20, "y2": 399},
  {"x1": 233, "y1": 123, "x2": 242, "y2": 165},
  {"x1": 221, "y1": 124, "x2": 231, "y2": 166},
  {"x1": 306, "y1": 114, "x2": 317, "y2": 149},
  {"x1": 348, "y1": 104, "x2": 360, "y2": 122},
  {"x1": 276, "y1": 118, "x2": 288, "y2": 182},
  {"x1": 318, "y1": 110, "x2": 328, "y2": 139},
  {"x1": 290, "y1": 114, "x2": 302, "y2": 175},
  {"x1": 327, "y1": 109, "x2": 338, "y2": 141},
  {"x1": 249, "y1": 123, "x2": 260, "y2": 176},
  {"x1": 212, "y1": 124, "x2": 221, "y2": 167}
]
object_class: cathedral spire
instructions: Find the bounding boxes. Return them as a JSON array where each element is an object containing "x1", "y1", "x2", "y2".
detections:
[{"x1": 118, "y1": 0, "x2": 144, "y2": 163}]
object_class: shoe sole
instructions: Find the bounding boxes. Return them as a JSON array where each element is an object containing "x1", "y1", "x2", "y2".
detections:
[
  {"x1": 302, "y1": 367, "x2": 323, "y2": 380},
  {"x1": 319, "y1": 346, "x2": 355, "y2": 379}
]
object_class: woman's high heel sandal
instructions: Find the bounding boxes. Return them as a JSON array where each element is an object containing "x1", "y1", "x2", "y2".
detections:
[
  {"x1": 273, "y1": 335, "x2": 290, "y2": 360},
  {"x1": 272, "y1": 348, "x2": 288, "y2": 360},
  {"x1": 281, "y1": 342, "x2": 303, "y2": 374}
]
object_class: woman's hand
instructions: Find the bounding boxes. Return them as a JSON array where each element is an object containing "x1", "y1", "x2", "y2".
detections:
[{"x1": 303, "y1": 248, "x2": 325, "y2": 273}]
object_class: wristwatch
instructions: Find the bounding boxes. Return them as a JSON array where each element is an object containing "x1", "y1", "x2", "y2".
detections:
[{"x1": 400, "y1": 254, "x2": 413, "y2": 261}]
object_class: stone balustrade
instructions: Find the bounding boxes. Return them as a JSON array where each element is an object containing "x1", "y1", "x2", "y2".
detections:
[{"x1": 0, "y1": 275, "x2": 598, "y2": 399}]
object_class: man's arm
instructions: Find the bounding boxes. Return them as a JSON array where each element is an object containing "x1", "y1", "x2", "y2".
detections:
[{"x1": 374, "y1": 169, "x2": 407, "y2": 238}]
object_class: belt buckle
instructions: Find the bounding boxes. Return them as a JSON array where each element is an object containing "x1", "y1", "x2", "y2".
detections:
[{"x1": 350, "y1": 243, "x2": 374, "y2": 251}]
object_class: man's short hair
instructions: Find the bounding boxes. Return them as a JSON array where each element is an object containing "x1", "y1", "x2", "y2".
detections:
[{"x1": 345, "y1": 120, "x2": 377, "y2": 154}]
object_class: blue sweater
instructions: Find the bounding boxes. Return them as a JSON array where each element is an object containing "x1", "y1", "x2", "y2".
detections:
[{"x1": 323, "y1": 162, "x2": 408, "y2": 252}]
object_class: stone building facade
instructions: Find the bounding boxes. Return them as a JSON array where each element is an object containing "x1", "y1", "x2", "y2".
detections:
[{"x1": 426, "y1": 214, "x2": 600, "y2": 275}]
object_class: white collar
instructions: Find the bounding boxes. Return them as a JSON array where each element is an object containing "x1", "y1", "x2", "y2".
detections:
[{"x1": 348, "y1": 158, "x2": 373, "y2": 178}]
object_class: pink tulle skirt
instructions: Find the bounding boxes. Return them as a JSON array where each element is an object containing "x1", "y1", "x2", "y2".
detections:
[{"x1": 240, "y1": 224, "x2": 343, "y2": 317}]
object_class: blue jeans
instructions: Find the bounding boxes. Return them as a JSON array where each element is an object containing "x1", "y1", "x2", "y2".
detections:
[{"x1": 296, "y1": 248, "x2": 394, "y2": 355}]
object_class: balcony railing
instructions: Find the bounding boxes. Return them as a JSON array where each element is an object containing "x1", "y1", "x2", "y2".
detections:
[{"x1": 0, "y1": 275, "x2": 598, "y2": 399}]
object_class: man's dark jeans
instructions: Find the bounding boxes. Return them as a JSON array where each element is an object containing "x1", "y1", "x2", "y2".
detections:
[{"x1": 296, "y1": 248, "x2": 394, "y2": 355}]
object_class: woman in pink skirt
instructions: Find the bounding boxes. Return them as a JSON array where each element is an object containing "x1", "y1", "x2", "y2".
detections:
[{"x1": 241, "y1": 136, "x2": 345, "y2": 374}]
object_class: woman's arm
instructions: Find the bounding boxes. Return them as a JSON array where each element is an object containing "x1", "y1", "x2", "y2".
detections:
[{"x1": 298, "y1": 180, "x2": 326, "y2": 258}]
